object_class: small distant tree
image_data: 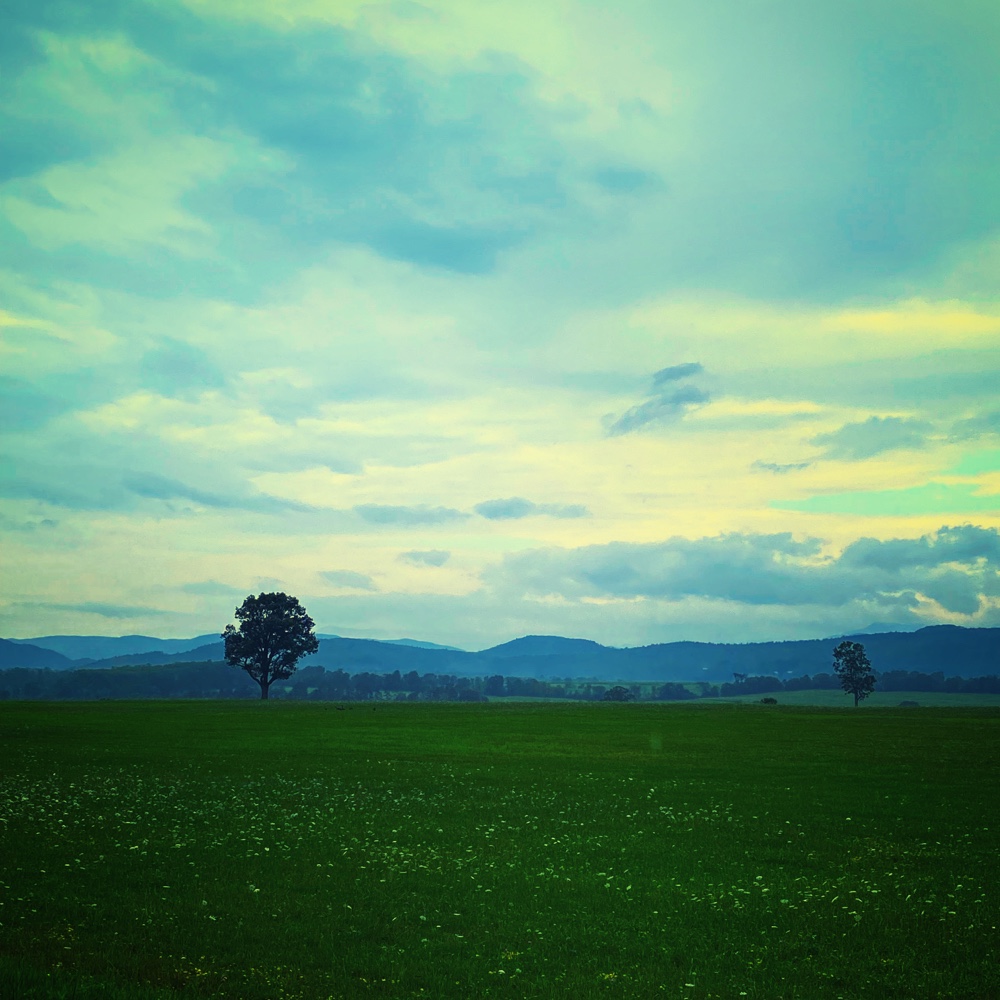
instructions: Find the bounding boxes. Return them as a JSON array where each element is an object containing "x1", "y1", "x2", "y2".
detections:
[
  {"x1": 222, "y1": 592, "x2": 319, "y2": 700},
  {"x1": 832, "y1": 640, "x2": 876, "y2": 707},
  {"x1": 603, "y1": 685, "x2": 634, "y2": 702}
]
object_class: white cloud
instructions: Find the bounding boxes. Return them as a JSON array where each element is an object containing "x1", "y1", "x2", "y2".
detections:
[
  {"x1": 1, "y1": 0, "x2": 998, "y2": 644},
  {"x1": 3, "y1": 134, "x2": 253, "y2": 254}
]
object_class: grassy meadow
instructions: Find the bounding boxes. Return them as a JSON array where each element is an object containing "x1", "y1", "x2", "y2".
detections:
[
  {"x1": 0, "y1": 701, "x2": 997, "y2": 999},
  {"x1": 710, "y1": 690, "x2": 1000, "y2": 708}
]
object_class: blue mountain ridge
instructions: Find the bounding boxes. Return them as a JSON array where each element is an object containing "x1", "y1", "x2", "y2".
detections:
[
  {"x1": 0, "y1": 638, "x2": 75, "y2": 669},
  {"x1": 2, "y1": 625, "x2": 997, "y2": 684},
  {"x1": 9, "y1": 634, "x2": 221, "y2": 661}
]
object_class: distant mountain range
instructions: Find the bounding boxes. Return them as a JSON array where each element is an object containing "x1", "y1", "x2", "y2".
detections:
[
  {"x1": 0, "y1": 638, "x2": 73, "y2": 669},
  {"x1": 2, "y1": 626, "x2": 997, "y2": 683},
  {"x1": 7, "y1": 632, "x2": 461, "y2": 663},
  {"x1": 7, "y1": 634, "x2": 221, "y2": 662}
]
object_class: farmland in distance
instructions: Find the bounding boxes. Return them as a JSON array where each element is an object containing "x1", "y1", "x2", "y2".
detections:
[{"x1": 1, "y1": 701, "x2": 997, "y2": 998}]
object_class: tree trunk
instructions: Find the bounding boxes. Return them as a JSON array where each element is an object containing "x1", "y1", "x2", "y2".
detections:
[
  {"x1": 854, "y1": 690, "x2": 859, "y2": 707},
  {"x1": 260, "y1": 679, "x2": 270, "y2": 700}
]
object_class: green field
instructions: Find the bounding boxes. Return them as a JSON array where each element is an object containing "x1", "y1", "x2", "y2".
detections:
[
  {"x1": 1, "y1": 702, "x2": 997, "y2": 999},
  {"x1": 712, "y1": 690, "x2": 1000, "y2": 708},
  {"x1": 493, "y1": 691, "x2": 1000, "y2": 708}
]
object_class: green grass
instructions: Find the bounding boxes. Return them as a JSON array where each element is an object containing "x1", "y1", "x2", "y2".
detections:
[
  {"x1": 494, "y1": 691, "x2": 1000, "y2": 707},
  {"x1": 1, "y1": 701, "x2": 997, "y2": 999},
  {"x1": 714, "y1": 690, "x2": 1000, "y2": 708}
]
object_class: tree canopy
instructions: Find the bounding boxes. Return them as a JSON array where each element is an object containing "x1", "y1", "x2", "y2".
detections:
[
  {"x1": 832, "y1": 640, "x2": 876, "y2": 707},
  {"x1": 602, "y1": 685, "x2": 634, "y2": 702},
  {"x1": 222, "y1": 592, "x2": 319, "y2": 700}
]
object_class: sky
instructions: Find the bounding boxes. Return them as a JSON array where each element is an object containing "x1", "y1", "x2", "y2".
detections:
[{"x1": 2, "y1": 0, "x2": 999, "y2": 650}]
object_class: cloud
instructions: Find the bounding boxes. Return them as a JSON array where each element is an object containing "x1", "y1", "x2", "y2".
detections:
[
  {"x1": 124, "y1": 472, "x2": 234, "y2": 509},
  {"x1": 139, "y1": 8, "x2": 570, "y2": 277},
  {"x1": 353, "y1": 503, "x2": 468, "y2": 525},
  {"x1": 1, "y1": 1, "x2": 999, "y2": 649},
  {"x1": 0, "y1": 376, "x2": 68, "y2": 429},
  {"x1": 839, "y1": 525, "x2": 1000, "y2": 572},
  {"x1": 139, "y1": 340, "x2": 226, "y2": 396},
  {"x1": 25, "y1": 601, "x2": 171, "y2": 619},
  {"x1": 652, "y1": 362, "x2": 704, "y2": 387},
  {"x1": 592, "y1": 167, "x2": 659, "y2": 195},
  {"x1": 607, "y1": 384, "x2": 709, "y2": 436},
  {"x1": 0, "y1": 2, "x2": 583, "y2": 298},
  {"x1": 124, "y1": 472, "x2": 315, "y2": 514},
  {"x1": 0, "y1": 456, "x2": 116, "y2": 509},
  {"x1": 607, "y1": 363, "x2": 709, "y2": 436},
  {"x1": 491, "y1": 525, "x2": 1000, "y2": 616},
  {"x1": 812, "y1": 416, "x2": 933, "y2": 460},
  {"x1": 0, "y1": 512, "x2": 58, "y2": 533},
  {"x1": 365, "y1": 221, "x2": 523, "y2": 275},
  {"x1": 4, "y1": 0, "x2": 1000, "y2": 303},
  {"x1": 494, "y1": 532, "x2": 834, "y2": 606},
  {"x1": 181, "y1": 581, "x2": 247, "y2": 597},
  {"x1": 2, "y1": 117, "x2": 244, "y2": 258},
  {"x1": 399, "y1": 549, "x2": 451, "y2": 566},
  {"x1": 321, "y1": 570, "x2": 377, "y2": 591},
  {"x1": 752, "y1": 460, "x2": 812, "y2": 474},
  {"x1": 0, "y1": 450, "x2": 320, "y2": 516},
  {"x1": 474, "y1": 497, "x2": 589, "y2": 520},
  {"x1": 951, "y1": 410, "x2": 1000, "y2": 440}
]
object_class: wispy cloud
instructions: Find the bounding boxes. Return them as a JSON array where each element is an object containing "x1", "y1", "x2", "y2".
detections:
[
  {"x1": 123, "y1": 473, "x2": 315, "y2": 514},
  {"x1": 951, "y1": 410, "x2": 1000, "y2": 440},
  {"x1": 320, "y1": 570, "x2": 377, "y2": 591},
  {"x1": 653, "y1": 362, "x2": 704, "y2": 386},
  {"x1": 181, "y1": 581, "x2": 247, "y2": 597},
  {"x1": 606, "y1": 363, "x2": 709, "y2": 436},
  {"x1": 752, "y1": 460, "x2": 812, "y2": 474},
  {"x1": 124, "y1": 473, "x2": 235, "y2": 509},
  {"x1": 474, "y1": 497, "x2": 588, "y2": 520},
  {"x1": 812, "y1": 416, "x2": 933, "y2": 460},
  {"x1": 353, "y1": 504, "x2": 468, "y2": 526},
  {"x1": 0, "y1": 376, "x2": 68, "y2": 430},
  {"x1": 140, "y1": 340, "x2": 226, "y2": 396},
  {"x1": 21, "y1": 602, "x2": 172, "y2": 619},
  {"x1": 399, "y1": 550, "x2": 451, "y2": 566}
]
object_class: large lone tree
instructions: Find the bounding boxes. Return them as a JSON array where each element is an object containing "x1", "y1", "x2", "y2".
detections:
[
  {"x1": 222, "y1": 592, "x2": 319, "y2": 700},
  {"x1": 832, "y1": 639, "x2": 876, "y2": 707}
]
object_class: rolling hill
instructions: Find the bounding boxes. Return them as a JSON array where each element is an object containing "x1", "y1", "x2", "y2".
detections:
[
  {"x1": 3, "y1": 625, "x2": 996, "y2": 683},
  {"x1": 0, "y1": 638, "x2": 76, "y2": 670},
  {"x1": 9, "y1": 634, "x2": 221, "y2": 661}
]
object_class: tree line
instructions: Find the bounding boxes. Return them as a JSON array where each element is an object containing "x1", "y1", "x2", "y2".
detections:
[
  {"x1": 3, "y1": 594, "x2": 992, "y2": 704},
  {"x1": 1, "y1": 662, "x2": 998, "y2": 702}
]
